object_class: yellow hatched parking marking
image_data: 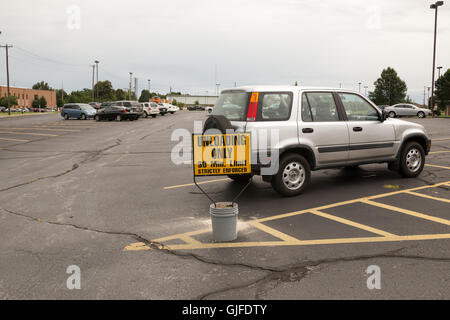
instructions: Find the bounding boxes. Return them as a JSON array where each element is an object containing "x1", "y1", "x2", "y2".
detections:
[
  {"x1": 310, "y1": 209, "x2": 397, "y2": 237},
  {"x1": 405, "y1": 191, "x2": 450, "y2": 204},
  {"x1": 125, "y1": 180, "x2": 450, "y2": 251},
  {"x1": 429, "y1": 150, "x2": 450, "y2": 154},
  {"x1": 425, "y1": 164, "x2": 450, "y2": 170},
  {"x1": 361, "y1": 199, "x2": 450, "y2": 226},
  {"x1": 247, "y1": 220, "x2": 301, "y2": 243}
]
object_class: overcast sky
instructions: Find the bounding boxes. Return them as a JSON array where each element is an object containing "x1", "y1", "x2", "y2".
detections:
[{"x1": 0, "y1": 0, "x2": 449, "y2": 102}]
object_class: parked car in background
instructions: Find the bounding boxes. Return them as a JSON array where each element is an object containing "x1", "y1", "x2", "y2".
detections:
[
  {"x1": 140, "y1": 102, "x2": 160, "y2": 118},
  {"x1": 157, "y1": 103, "x2": 168, "y2": 116},
  {"x1": 94, "y1": 103, "x2": 139, "y2": 121},
  {"x1": 89, "y1": 102, "x2": 101, "y2": 109},
  {"x1": 61, "y1": 103, "x2": 97, "y2": 120},
  {"x1": 187, "y1": 105, "x2": 205, "y2": 111},
  {"x1": 166, "y1": 103, "x2": 179, "y2": 114},
  {"x1": 113, "y1": 101, "x2": 143, "y2": 117},
  {"x1": 384, "y1": 104, "x2": 432, "y2": 118},
  {"x1": 99, "y1": 101, "x2": 113, "y2": 110},
  {"x1": 0, "y1": 107, "x2": 6, "y2": 112}
]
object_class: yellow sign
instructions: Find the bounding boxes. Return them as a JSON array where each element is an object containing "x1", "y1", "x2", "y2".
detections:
[{"x1": 193, "y1": 133, "x2": 251, "y2": 176}]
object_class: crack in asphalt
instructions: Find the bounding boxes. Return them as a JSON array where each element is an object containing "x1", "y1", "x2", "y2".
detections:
[
  {"x1": 196, "y1": 247, "x2": 450, "y2": 300},
  {"x1": 0, "y1": 139, "x2": 121, "y2": 192}
]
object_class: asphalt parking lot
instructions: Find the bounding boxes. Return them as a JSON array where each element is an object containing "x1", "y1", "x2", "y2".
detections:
[{"x1": 0, "y1": 112, "x2": 449, "y2": 299}]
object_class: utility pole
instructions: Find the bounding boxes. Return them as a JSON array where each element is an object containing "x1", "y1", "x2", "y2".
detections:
[
  {"x1": 423, "y1": 86, "x2": 426, "y2": 106},
  {"x1": 1, "y1": 44, "x2": 13, "y2": 115},
  {"x1": 94, "y1": 60, "x2": 99, "y2": 100},
  {"x1": 129, "y1": 72, "x2": 133, "y2": 99},
  {"x1": 427, "y1": 87, "x2": 431, "y2": 106},
  {"x1": 91, "y1": 65, "x2": 95, "y2": 102},
  {"x1": 134, "y1": 77, "x2": 138, "y2": 100}
]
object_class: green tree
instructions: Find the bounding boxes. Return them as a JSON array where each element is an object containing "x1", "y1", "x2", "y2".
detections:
[
  {"x1": 139, "y1": 89, "x2": 151, "y2": 102},
  {"x1": 368, "y1": 67, "x2": 407, "y2": 105},
  {"x1": 194, "y1": 100, "x2": 200, "y2": 105},
  {"x1": 435, "y1": 68, "x2": 450, "y2": 112},
  {"x1": 172, "y1": 99, "x2": 178, "y2": 106},
  {"x1": 94, "y1": 80, "x2": 115, "y2": 102},
  {"x1": 0, "y1": 95, "x2": 18, "y2": 108},
  {"x1": 32, "y1": 97, "x2": 40, "y2": 108},
  {"x1": 67, "y1": 89, "x2": 92, "y2": 103},
  {"x1": 39, "y1": 96, "x2": 47, "y2": 108},
  {"x1": 56, "y1": 89, "x2": 68, "y2": 108},
  {"x1": 115, "y1": 89, "x2": 126, "y2": 101},
  {"x1": 32, "y1": 81, "x2": 52, "y2": 91}
]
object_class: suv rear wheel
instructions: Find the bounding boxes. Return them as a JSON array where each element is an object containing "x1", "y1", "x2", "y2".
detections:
[
  {"x1": 399, "y1": 141, "x2": 425, "y2": 177},
  {"x1": 271, "y1": 153, "x2": 311, "y2": 197},
  {"x1": 143, "y1": 112, "x2": 148, "y2": 118}
]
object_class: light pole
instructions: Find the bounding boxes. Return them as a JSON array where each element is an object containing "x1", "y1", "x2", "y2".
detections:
[
  {"x1": 94, "y1": 60, "x2": 99, "y2": 100},
  {"x1": 364, "y1": 86, "x2": 368, "y2": 96},
  {"x1": 148, "y1": 79, "x2": 151, "y2": 92},
  {"x1": 129, "y1": 72, "x2": 133, "y2": 99},
  {"x1": 358, "y1": 82, "x2": 362, "y2": 93},
  {"x1": 216, "y1": 83, "x2": 220, "y2": 95},
  {"x1": 430, "y1": 1, "x2": 444, "y2": 109},
  {"x1": 437, "y1": 66, "x2": 443, "y2": 79}
]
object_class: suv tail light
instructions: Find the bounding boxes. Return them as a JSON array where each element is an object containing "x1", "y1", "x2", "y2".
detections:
[
  {"x1": 122, "y1": 108, "x2": 127, "y2": 113},
  {"x1": 246, "y1": 92, "x2": 259, "y2": 121}
]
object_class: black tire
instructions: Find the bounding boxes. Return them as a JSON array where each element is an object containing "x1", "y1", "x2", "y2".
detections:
[
  {"x1": 94, "y1": 115, "x2": 100, "y2": 121},
  {"x1": 228, "y1": 174, "x2": 252, "y2": 183},
  {"x1": 170, "y1": 112, "x2": 174, "y2": 114},
  {"x1": 161, "y1": 113, "x2": 165, "y2": 116},
  {"x1": 143, "y1": 112, "x2": 148, "y2": 118},
  {"x1": 116, "y1": 114, "x2": 122, "y2": 121},
  {"x1": 152, "y1": 115, "x2": 156, "y2": 118},
  {"x1": 398, "y1": 141, "x2": 425, "y2": 178},
  {"x1": 417, "y1": 111, "x2": 425, "y2": 118},
  {"x1": 81, "y1": 113, "x2": 86, "y2": 120},
  {"x1": 271, "y1": 153, "x2": 311, "y2": 197},
  {"x1": 388, "y1": 111, "x2": 396, "y2": 118},
  {"x1": 203, "y1": 115, "x2": 233, "y2": 134},
  {"x1": 64, "y1": 113, "x2": 69, "y2": 120}
]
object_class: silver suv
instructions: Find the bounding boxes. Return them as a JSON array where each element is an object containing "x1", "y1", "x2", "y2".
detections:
[{"x1": 208, "y1": 86, "x2": 431, "y2": 197}]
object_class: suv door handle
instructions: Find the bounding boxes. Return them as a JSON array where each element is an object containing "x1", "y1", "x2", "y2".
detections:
[
  {"x1": 302, "y1": 128, "x2": 314, "y2": 133},
  {"x1": 353, "y1": 127, "x2": 363, "y2": 132}
]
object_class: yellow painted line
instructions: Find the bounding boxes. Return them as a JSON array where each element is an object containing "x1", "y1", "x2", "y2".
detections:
[
  {"x1": 247, "y1": 220, "x2": 302, "y2": 242},
  {"x1": 405, "y1": 191, "x2": 450, "y2": 203},
  {"x1": 432, "y1": 137, "x2": 450, "y2": 141},
  {"x1": 425, "y1": 164, "x2": 450, "y2": 170},
  {"x1": 429, "y1": 150, "x2": 450, "y2": 154},
  {"x1": 164, "y1": 178, "x2": 230, "y2": 190},
  {"x1": 125, "y1": 180, "x2": 450, "y2": 251},
  {"x1": 6, "y1": 127, "x2": 80, "y2": 132},
  {"x1": 361, "y1": 199, "x2": 450, "y2": 226},
  {"x1": 0, "y1": 137, "x2": 30, "y2": 142},
  {"x1": 0, "y1": 131, "x2": 57, "y2": 137},
  {"x1": 310, "y1": 209, "x2": 397, "y2": 237},
  {"x1": 124, "y1": 233, "x2": 450, "y2": 251}
]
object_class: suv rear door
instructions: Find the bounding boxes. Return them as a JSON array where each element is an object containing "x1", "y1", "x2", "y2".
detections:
[
  {"x1": 299, "y1": 91, "x2": 349, "y2": 167},
  {"x1": 336, "y1": 92, "x2": 395, "y2": 162}
]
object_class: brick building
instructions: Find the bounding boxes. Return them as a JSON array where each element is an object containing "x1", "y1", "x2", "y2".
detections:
[{"x1": 0, "y1": 86, "x2": 56, "y2": 108}]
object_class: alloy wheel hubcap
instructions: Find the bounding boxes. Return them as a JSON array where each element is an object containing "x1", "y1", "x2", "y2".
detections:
[
  {"x1": 282, "y1": 161, "x2": 305, "y2": 190},
  {"x1": 406, "y1": 148, "x2": 422, "y2": 172}
]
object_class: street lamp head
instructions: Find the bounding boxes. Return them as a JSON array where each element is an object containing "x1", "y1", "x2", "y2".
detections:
[
  {"x1": 94, "y1": 60, "x2": 99, "y2": 64},
  {"x1": 431, "y1": 1, "x2": 444, "y2": 8}
]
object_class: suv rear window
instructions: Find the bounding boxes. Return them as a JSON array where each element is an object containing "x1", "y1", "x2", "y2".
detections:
[
  {"x1": 259, "y1": 92, "x2": 292, "y2": 121},
  {"x1": 212, "y1": 91, "x2": 250, "y2": 121}
]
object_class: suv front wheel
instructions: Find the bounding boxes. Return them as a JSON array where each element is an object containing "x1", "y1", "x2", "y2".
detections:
[
  {"x1": 271, "y1": 153, "x2": 311, "y2": 197},
  {"x1": 399, "y1": 141, "x2": 425, "y2": 178}
]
